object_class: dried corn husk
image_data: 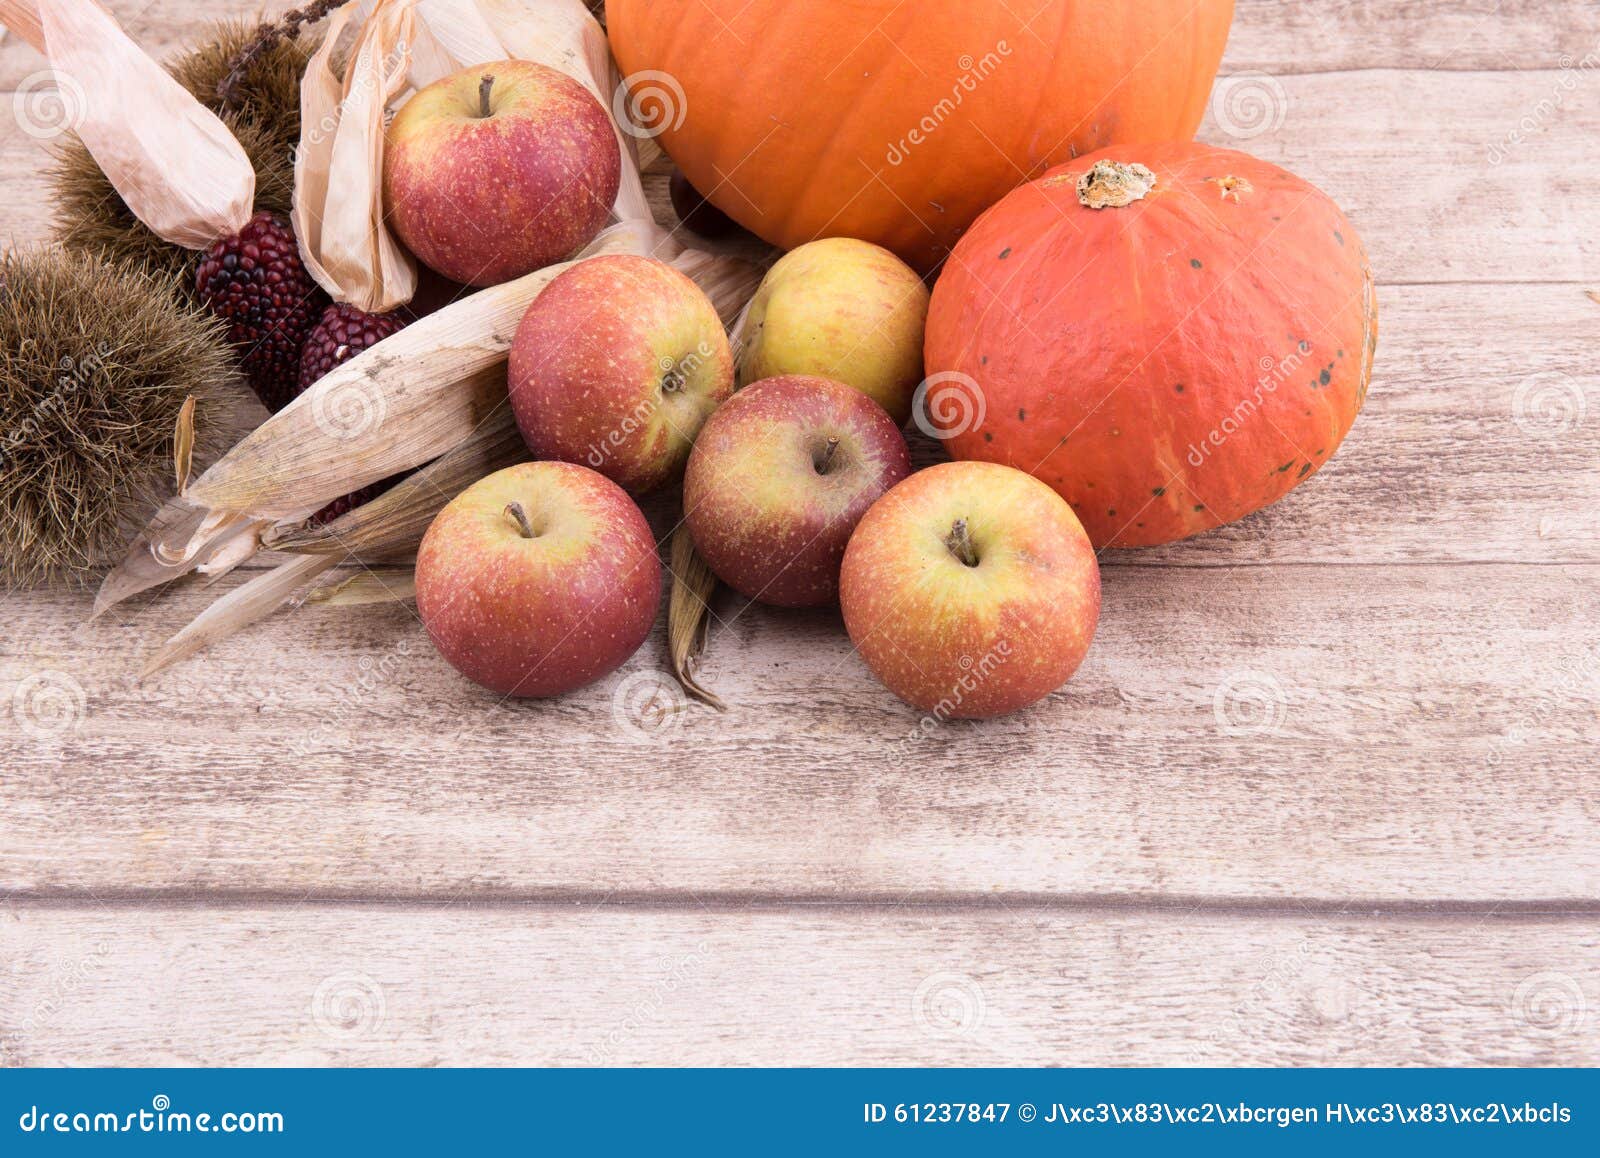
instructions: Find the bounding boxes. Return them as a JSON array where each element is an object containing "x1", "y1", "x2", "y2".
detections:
[
  {"x1": 139, "y1": 412, "x2": 523, "y2": 674},
  {"x1": 666, "y1": 523, "x2": 725, "y2": 710},
  {"x1": 300, "y1": 568, "x2": 417, "y2": 607},
  {"x1": 91, "y1": 506, "x2": 267, "y2": 619},
  {"x1": 106, "y1": 0, "x2": 761, "y2": 585},
  {"x1": 263, "y1": 406, "x2": 527, "y2": 558},
  {"x1": 172, "y1": 396, "x2": 198, "y2": 496},
  {"x1": 139, "y1": 552, "x2": 336, "y2": 678},
  {"x1": 0, "y1": 0, "x2": 254, "y2": 248},
  {"x1": 292, "y1": 0, "x2": 421, "y2": 311},
  {"x1": 0, "y1": 0, "x2": 43, "y2": 49}
]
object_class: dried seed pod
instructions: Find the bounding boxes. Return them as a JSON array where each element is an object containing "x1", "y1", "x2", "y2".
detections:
[
  {"x1": 666, "y1": 523, "x2": 725, "y2": 710},
  {"x1": 0, "y1": 249, "x2": 250, "y2": 588},
  {"x1": 51, "y1": 20, "x2": 317, "y2": 286}
]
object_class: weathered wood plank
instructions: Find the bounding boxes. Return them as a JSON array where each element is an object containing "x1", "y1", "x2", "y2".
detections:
[
  {"x1": 4, "y1": 564, "x2": 1596, "y2": 902},
  {"x1": 3, "y1": 1, "x2": 1594, "y2": 89},
  {"x1": 1, "y1": 902, "x2": 1595, "y2": 1065},
  {"x1": 1225, "y1": 1, "x2": 1600, "y2": 75},
  {"x1": 1194, "y1": 69, "x2": 1600, "y2": 284}
]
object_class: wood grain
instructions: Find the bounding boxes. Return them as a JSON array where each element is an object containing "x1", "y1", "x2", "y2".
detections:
[
  {"x1": 1226, "y1": 1, "x2": 1600, "y2": 75},
  {"x1": 4, "y1": 563, "x2": 1596, "y2": 903},
  {"x1": 1, "y1": 0, "x2": 1597, "y2": 1068},
  {"x1": 2, "y1": 903, "x2": 1595, "y2": 1066}
]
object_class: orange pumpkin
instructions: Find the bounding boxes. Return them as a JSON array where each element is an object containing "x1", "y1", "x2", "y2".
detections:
[
  {"x1": 923, "y1": 143, "x2": 1377, "y2": 548},
  {"x1": 606, "y1": 0, "x2": 1234, "y2": 272}
]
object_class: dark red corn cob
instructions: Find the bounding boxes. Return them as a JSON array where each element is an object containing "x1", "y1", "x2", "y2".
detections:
[
  {"x1": 298, "y1": 301, "x2": 408, "y2": 390},
  {"x1": 194, "y1": 211, "x2": 328, "y2": 411},
  {"x1": 297, "y1": 302, "x2": 411, "y2": 525}
]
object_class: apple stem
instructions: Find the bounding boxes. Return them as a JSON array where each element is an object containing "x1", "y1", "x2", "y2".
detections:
[
  {"x1": 504, "y1": 501, "x2": 538, "y2": 539},
  {"x1": 478, "y1": 74, "x2": 495, "y2": 119},
  {"x1": 946, "y1": 518, "x2": 979, "y2": 567},
  {"x1": 816, "y1": 437, "x2": 841, "y2": 474}
]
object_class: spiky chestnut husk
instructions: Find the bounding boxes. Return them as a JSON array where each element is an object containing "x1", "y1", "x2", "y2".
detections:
[
  {"x1": 295, "y1": 303, "x2": 411, "y2": 525},
  {"x1": 195, "y1": 211, "x2": 330, "y2": 411},
  {"x1": 0, "y1": 250, "x2": 250, "y2": 589},
  {"x1": 51, "y1": 20, "x2": 315, "y2": 285}
]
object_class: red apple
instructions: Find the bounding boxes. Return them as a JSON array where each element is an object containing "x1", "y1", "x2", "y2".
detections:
[
  {"x1": 840, "y1": 461, "x2": 1100, "y2": 718},
  {"x1": 384, "y1": 60, "x2": 621, "y2": 288},
  {"x1": 509, "y1": 255, "x2": 734, "y2": 494},
  {"x1": 684, "y1": 375, "x2": 912, "y2": 607},
  {"x1": 415, "y1": 462, "x2": 661, "y2": 697}
]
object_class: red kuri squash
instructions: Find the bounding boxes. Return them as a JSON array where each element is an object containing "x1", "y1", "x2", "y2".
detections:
[
  {"x1": 923, "y1": 143, "x2": 1377, "y2": 548},
  {"x1": 606, "y1": 0, "x2": 1235, "y2": 272}
]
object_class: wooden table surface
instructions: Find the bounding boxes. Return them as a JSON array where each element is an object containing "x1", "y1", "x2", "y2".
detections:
[{"x1": 2, "y1": 1, "x2": 1597, "y2": 1066}]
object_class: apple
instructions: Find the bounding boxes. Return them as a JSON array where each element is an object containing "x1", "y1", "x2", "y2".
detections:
[
  {"x1": 415, "y1": 462, "x2": 661, "y2": 697},
  {"x1": 737, "y1": 238, "x2": 929, "y2": 425},
  {"x1": 384, "y1": 60, "x2": 621, "y2": 288},
  {"x1": 684, "y1": 375, "x2": 912, "y2": 607},
  {"x1": 840, "y1": 461, "x2": 1100, "y2": 718},
  {"x1": 509, "y1": 255, "x2": 735, "y2": 494}
]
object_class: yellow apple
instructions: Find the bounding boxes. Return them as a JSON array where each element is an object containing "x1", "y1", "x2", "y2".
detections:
[{"x1": 737, "y1": 238, "x2": 929, "y2": 425}]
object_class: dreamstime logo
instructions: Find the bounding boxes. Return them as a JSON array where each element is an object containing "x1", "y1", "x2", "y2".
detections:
[
  {"x1": 1487, "y1": 49, "x2": 1598, "y2": 165},
  {"x1": 586, "y1": 941, "x2": 710, "y2": 1063},
  {"x1": 889, "y1": 641, "x2": 1013, "y2": 766},
  {"x1": 1511, "y1": 971, "x2": 1587, "y2": 1037},
  {"x1": 287, "y1": 640, "x2": 414, "y2": 759},
  {"x1": 0, "y1": 342, "x2": 111, "y2": 470},
  {"x1": 613, "y1": 70, "x2": 687, "y2": 139},
  {"x1": 1212, "y1": 670, "x2": 1288, "y2": 737},
  {"x1": 886, "y1": 41, "x2": 1013, "y2": 165},
  {"x1": 1210, "y1": 72, "x2": 1289, "y2": 140},
  {"x1": 311, "y1": 378, "x2": 387, "y2": 442},
  {"x1": 610, "y1": 671, "x2": 687, "y2": 743},
  {"x1": 304, "y1": 41, "x2": 410, "y2": 148},
  {"x1": 1486, "y1": 645, "x2": 1599, "y2": 768},
  {"x1": 913, "y1": 972, "x2": 987, "y2": 1040},
  {"x1": 1, "y1": 939, "x2": 112, "y2": 1063},
  {"x1": 13, "y1": 70, "x2": 86, "y2": 140},
  {"x1": 1513, "y1": 372, "x2": 1587, "y2": 438},
  {"x1": 11, "y1": 671, "x2": 87, "y2": 741},
  {"x1": 311, "y1": 973, "x2": 387, "y2": 1040},
  {"x1": 912, "y1": 372, "x2": 985, "y2": 440},
  {"x1": 1187, "y1": 344, "x2": 1311, "y2": 467},
  {"x1": 586, "y1": 341, "x2": 714, "y2": 470}
]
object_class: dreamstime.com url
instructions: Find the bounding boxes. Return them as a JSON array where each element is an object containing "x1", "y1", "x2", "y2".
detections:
[
  {"x1": 16, "y1": 1095, "x2": 283, "y2": 1136},
  {"x1": 862, "y1": 1101, "x2": 1574, "y2": 1129}
]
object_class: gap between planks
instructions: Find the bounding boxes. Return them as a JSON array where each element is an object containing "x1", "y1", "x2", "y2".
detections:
[{"x1": 7, "y1": 890, "x2": 1600, "y2": 922}]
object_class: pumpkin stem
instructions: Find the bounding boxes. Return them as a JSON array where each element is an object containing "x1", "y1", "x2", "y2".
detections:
[
  {"x1": 945, "y1": 518, "x2": 980, "y2": 567},
  {"x1": 478, "y1": 74, "x2": 495, "y2": 119},
  {"x1": 1077, "y1": 160, "x2": 1157, "y2": 209}
]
